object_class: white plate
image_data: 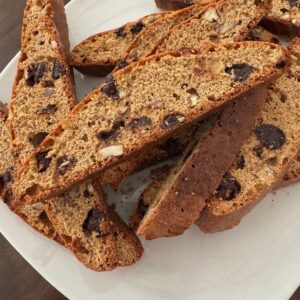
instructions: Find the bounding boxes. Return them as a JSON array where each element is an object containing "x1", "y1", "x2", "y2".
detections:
[{"x1": 1, "y1": 1, "x2": 300, "y2": 299}]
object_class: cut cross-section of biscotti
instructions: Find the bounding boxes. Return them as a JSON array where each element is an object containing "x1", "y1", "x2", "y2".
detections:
[
  {"x1": 100, "y1": 122, "x2": 201, "y2": 189},
  {"x1": 9, "y1": 5, "x2": 76, "y2": 168},
  {"x1": 14, "y1": 42, "x2": 287, "y2": 204},
  {"x1": 0, "y1": 103, "x2": 15, "y2": 204},
  {"x1": 197, "y1": 38, "x2": 300, "y2": 233},
  {"x1": 262, "y1": 0, "x2": 300, "y2": 36},
  {"x1": 281, "y1": 151, "x2": 300, "y2": 187},
  {"x1": 70, "y1": 12, "x2": 167, "y2": 76},
  {"x1": 132, "y1": 86, "x2": 267, "y2": 239},
  {"x1": 44, "y1": 180, "x2": 143, "y2": 270},
  {"x1": 155, "y1": 0, "x2": 270, "y2": 54}
]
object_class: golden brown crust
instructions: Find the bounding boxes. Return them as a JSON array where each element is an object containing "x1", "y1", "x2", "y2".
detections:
[{"x1": 137, "y1": 85, "x2": 268, "y2": 239}]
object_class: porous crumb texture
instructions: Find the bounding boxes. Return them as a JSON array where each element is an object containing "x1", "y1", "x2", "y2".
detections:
[
  {"x1": 135, "y1": 85, "x2": 267, "y2": 239},
  {"x1": 197, "y1": 38, "x2": 300, "y2": 233},
  {"x1": 122, "y1": 3, "x2": 206, "y2": 66},
  {"x1": 263, "y1": 0, "x2": 300, "y2": 35},
  {"x1": 70, "y1": 13, "x2": 166, "y2": 76},
  {"x1": 45, "y1": 181, "x2": 118, "y2": 271},
  {"x1": 156, "y1": 0, "x2": 269, "y2": 53},
  {"x1": 9, "y1": 1, "x2": 76, "y2": 168},
  {"x1": 0, "y1": 105, "x2": 15, "y2": 204},
  {"x1": 100, "y1": 122, "x2": 201, "y2": 189},
  {"x1": 13, "y1": 42, "x2": 287, "y2": 204},
  {"x1": 45, "y1": 181, "x2": 143, "y2": 270}
]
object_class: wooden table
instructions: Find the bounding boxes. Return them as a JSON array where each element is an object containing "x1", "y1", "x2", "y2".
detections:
[{"x1": 0, "y1": 1, "x2": 300, "y2": 299}]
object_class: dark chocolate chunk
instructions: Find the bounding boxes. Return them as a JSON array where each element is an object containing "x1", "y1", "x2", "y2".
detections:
[
  {"x1": 216, "y1": 173, "x2": 241, "y2": 201},
  {"x1": 29, "y1": 131, "x2": 48, "y2": 148},
  {"x1": 0, "y1": 170, "x2": 13, "y2": 190},
  {"x1": 276, "y1": 60, "x2": 287, "y2": 69},
  {"x1": 56, "y1": 156, "x2": 76, "y2": 175},
  {"x1": 36, "y1": 150, "x2": 52, "y2": 173},
  {"x1": 130, "y1": 21, "x2": 145, "y2": 35},
  {"x1": 225, "y1": 63, "x2": 253, "y2": 82},
  {"x1": 26, "y1": 63, "x2": 47, "y2": 86},
  {"x1": 96, "y1": 120, "x2": 124, "y2": 142},
  {"x1": 159, "y1": 137, "x2": 181, "y2": 157},
  {"x1": 253, "y1": 146, "x2": 263, "y2": 159},
  {"x1": 82, "y1": 209, "x2": 105, "y2": 235},
  {"x1": 161, "y1": 113, "x2": 186, "y2": 129},
  {"x1": 115, "y1": 26, "x2": 126, "y2": 38},
  {"x1": 255, "y1": 124, "x2": 286, "y2": 149},
  {"x1": 137, "y1": 199, "x2": 149, "y2": 218},
  {"x1": 100, "y1": 75, "x2": 119, "y2": 100},
  {"x1": 129, "y1": 116, "x2": 151, "y2": 130},
  {"x1": 36, "y1": 104, "x2": 58, "y2": 115},
  {"x1": 52, "y1": 60, "x2": 66, "y2": 80},
  {"x1": 236, "y1": 155, "x2": 245, "y2": 170}
]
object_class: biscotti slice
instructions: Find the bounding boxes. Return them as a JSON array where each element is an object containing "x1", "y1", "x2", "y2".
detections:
[
  {"x1": 14, "y1": 42, "x2": 287, "y2": 204},
  {"x1": 100, "y1": 122, "x2": 201, "y2": 189},
  {"x1": 0, "y1": 103, "x2": 15, "y2": 204},
  {"x1": 197, "y1": 38, "x2": 300, "y2": 233},
  {"x1": 155, "y1": 0, "x2": 269, "y2": 54},
  {"x1": 70, "y1": 13, "x2": 167, "y2": 76},
  {"x1": 133, "y1": 85, "x2": 267, "y2": 239},
  {"x1": 261, "y1": 0, "x2": 300, "y2": 36},
  {"x1": 44, "y1": 180, "x2": 143, "y2": 270},
  {"x1": 9, "y1": 10, "x2": 76, "y2": 169}
]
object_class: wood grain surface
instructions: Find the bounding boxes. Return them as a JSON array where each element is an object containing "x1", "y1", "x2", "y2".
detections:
[{"x1": 0, "y1": 0, "x2": 299, "y2": 299}]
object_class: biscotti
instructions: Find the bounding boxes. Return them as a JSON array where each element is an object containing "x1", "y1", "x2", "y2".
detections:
[
  {"x1": 262, "y1": 0, "x2": 300, "y2": 36},
  {"x1": 0, "y1": 103, "x2": 15, "y2": 204},
  {"x1": 13, "y1": 42, "x2": 287, "y2": 204},
  {"x1": 45, "y1": 180, "x2": 143, "y2": 270},
  {"x1": 155, "y1": 0, "x2": 269, "y2": 53},
  {"x1": 197, "y1": 38, "x2": 300, "y2": 233},
  {"x1": 9, "y1": 2, "x2": 76, "y2": 168},
  {"x1": 281, "y1": 151, "x2": 300, "y2": 186},
  {"x1": 133, "y1": 86, "x2": 267, "y2": 239},
  {"x1": 100, "y1": 123, "x2": 200, "y2": 189},
  {"x1": 70, "y1": 13, "x2": 166, "y2": 76},
  {"x1": 155, "y1": 0, "x2": 210, "y2": 10}
]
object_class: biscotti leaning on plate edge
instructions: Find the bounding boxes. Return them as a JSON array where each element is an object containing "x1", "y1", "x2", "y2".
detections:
[
  {"x1": 71, "y1": 0, "x2": 270, "y2": 75},
  {"x1": 130, "y1": 85, "x2": 268, "y2": 239},
  {"x1": 197, "y1": 38, "x2": 300, "y2": 233},
  {"x1": 4, "y1": 0, "x2": 143, "y2": 270},
  {"x1": 13, "y1": 41, "x2": 287, "y2": 205}
]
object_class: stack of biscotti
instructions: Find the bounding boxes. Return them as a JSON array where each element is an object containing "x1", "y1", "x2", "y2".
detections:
[
  {"x1": 12, "y1": 42, "x2": 287, "y2": 205},
  {"x1": 5, "y1": 0, "x2": 143, "y2": 270},
  {"x1": 130, "y1": 85, "x2": 268, "y2": 239},
  {"x1": 70, "y1": 0, "x2": 270, "y2": 75}
]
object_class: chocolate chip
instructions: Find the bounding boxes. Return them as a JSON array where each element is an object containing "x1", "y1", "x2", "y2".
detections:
[
  {"x1": 26, "y1": 63, "x2": 47, "y2": 86},
  {"x1": 0, "y1": 170, "x2": 13, "y2": 190},
  {"x1": 130, "y1": 21, "x2": 145, "y2": 35},
  {"x1": 236, "y1": 155, "x2": 245, "y2": 170},
  {"x1": 29, "y1": 132, "x2": 48, "y2": 148},
  {"x1": 52, "y1": 60, "x2": 66, "y2": 80},
  {"x1": 56, "y1": 156, "x2": 76, "y2": 175},
  {"x1": 129, "y1": 117, "x2": 151, "y2": 130},
  {"x1": 216, "y1": 173, "x2": 241, "y2": 201},
  {"x1": 253, "y1": 146, "x2": 263, "y2": 159},
  {"x1": 159, "y1": 137, "x2": 181, "y2": 157},
  {"x1": 115, "y1": 26, "x2": 126, "y2": 38},
  {"x1": 276, "y1": 60, "x2": 287, "y2": 69},
  {"x1": 100, "y1": 75, "x2": 119, "y2": 100},
  {"x1": 255, "y1": 124, "x2": 286, "y2": 149},
  {"x1": 36, "y1": 104, "x2": 57, "y2": 115},
  {"x1": 117, "y1": 60, "x2": 129, "y2": 70},
  {"x1": 82, "y1": 209, "x2": 105, "y2": 235},
  {"x1": 97, "y1": 120, "x2": 124, "y2": 142},
  {"x1": 161, "y1": 113, "x2": 186, "y2": 129},
  {"x1": 36, "y1": 150, "x2": 52, "y2": 173},
  {"x1": 137, "y1": 199, "x2": 149, "y2": 218},
  {"x1": 225, "y1": 63, "x2": 253, "y2": 82}
]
